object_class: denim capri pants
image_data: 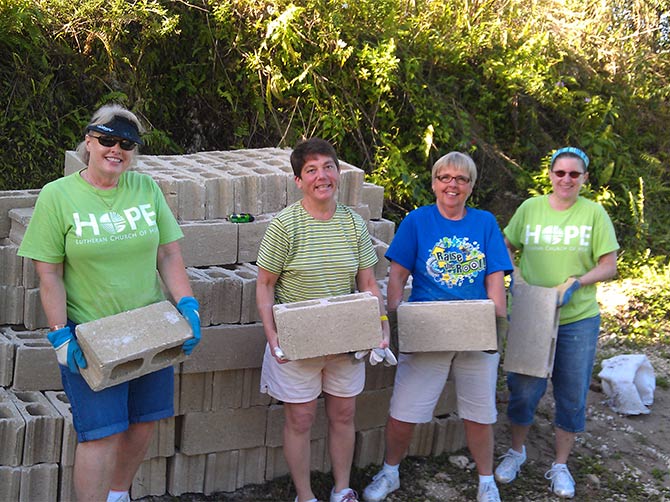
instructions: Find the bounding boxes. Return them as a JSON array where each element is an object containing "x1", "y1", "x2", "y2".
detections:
[{"x1": 506, "y1": 314, "x2": 600, "y2": 433}]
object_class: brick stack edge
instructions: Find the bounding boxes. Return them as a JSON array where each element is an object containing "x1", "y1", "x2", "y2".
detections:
[{"x1": 0, "y1": 148, "x2": 464, "y2": 501}]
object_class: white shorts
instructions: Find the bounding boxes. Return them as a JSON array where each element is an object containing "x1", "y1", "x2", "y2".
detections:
[
  {"x1": 259, "y1": 344, "x2": 366, "y2": 403},
  {"x1": 389, "y1": 351, "x2": 499, "y2": 424}
]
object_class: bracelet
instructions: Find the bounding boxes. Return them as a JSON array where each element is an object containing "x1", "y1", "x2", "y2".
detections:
[
  {"x1": 49, "y1": 324, "x2": 66, "y2": 332},
  {"x1": 380, "y1": 315, "x2": 389, "y2": 321}
]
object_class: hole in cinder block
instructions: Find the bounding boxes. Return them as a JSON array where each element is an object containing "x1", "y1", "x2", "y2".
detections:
[
  {"x1": 0, "y1": 405, "x2": 14, "y2": 418},
  {"x1": 56, "y1": 393, "x2": 70, "y2": 404},
  {"x1": 235, "y1": 271, "x2": 254, "y2": 280},
  {"x1": 13, "y1": 392, "x2": 38, "y2": 403},
  {"x1": 24, "y1": 342, "x2": 49, "y2": 348},
  {"x1": 328, "y1": 295, "x2": 359, "y2": 304},
  {"x1": 151, "y1": 346, "x2": 183, "y2": 365},
  {"x1": 25, "y1": 404, "x2": 48, "y2": 416},
  {"x1": 16, "y1": 334, "x2": 41, "y2": 340},
  {"x1": 110, "y1": 359, "x2": 144, "y2": 380}
]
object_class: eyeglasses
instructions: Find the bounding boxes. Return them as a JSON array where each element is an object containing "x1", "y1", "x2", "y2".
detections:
[
  {"x1": 435, "y1": 174, "x2": 471, "y2": 185},
  {"x1": 551, "y1": 170, "x2": 583, "y2": 179},
  {"x1": 88, "y1": 134, "x2": 137, "y2": 151}
]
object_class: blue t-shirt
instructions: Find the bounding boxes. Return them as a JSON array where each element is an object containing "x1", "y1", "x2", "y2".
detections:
[{"x1": 386, "y1": 205, "x2": 512, "y2": 302}]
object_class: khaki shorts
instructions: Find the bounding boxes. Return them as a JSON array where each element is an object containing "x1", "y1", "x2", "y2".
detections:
[
  {"x1": 390, "y1": 351, "x2": 499, "y2": 424},
  {"x1": 260, "y1": 344, "x2": 365, "y2": 403}
]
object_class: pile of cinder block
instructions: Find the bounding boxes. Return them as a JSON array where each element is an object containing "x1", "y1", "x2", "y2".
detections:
[{"x1": 0, "y1": 148, "x2": 465, "y2": 501}]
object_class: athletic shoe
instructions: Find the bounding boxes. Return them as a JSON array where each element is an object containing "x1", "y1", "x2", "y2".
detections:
[
  {"x1": 494, "y1": 446, "x2": 527, "y2": 483},
  {"x1": 477, "y1": 481, "x2": 501, "y2": 502},
  {"x1": 544, "y1": 463, "x2": 575, "y2": 498},
  {"x1": 330, "y1": 488, "x2": 359, "y2": 502},
  {"x1": 362, "y1": 469, "x2": 400, "y2": 502}
]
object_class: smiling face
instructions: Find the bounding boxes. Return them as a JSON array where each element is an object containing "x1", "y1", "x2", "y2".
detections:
[
  {"x1": 85, "y1": 133, "x2": 135, "y2": 181},
  {"x1": 295, "y1": 153, "x2": 340, "y2": 204},
  {"x1": 550, "y1": 156, "x2": 588, "y2": 203},
  {"x1": 432, "y1": 164, "x2": 473, "y2": 216}
]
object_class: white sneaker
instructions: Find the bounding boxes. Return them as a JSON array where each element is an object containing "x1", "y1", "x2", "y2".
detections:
[
  {"x1": 477, "y1": 481, "x2": 501, "y2": 502},
  {"x1": 362, "y1": 469, "x2": 400, "y2": 502},
  {"x1": 330, "y1": 488, "x2": 359, "y2": 502},
  {"x1": 494, "y1": 446, "x2": 526, "y2": 484},
  {"x1": 544, "y1": 463, "x2": 575, "y2": 498},
  {"x1": 107, "y1": 492, "x2": 130, "y2": 502}
]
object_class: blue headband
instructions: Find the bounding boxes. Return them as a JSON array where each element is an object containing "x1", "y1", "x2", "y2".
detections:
[
  {"x1": 551, "y1": 147, "x2": 589, "y2": 170},
  {"x1": 87, "y1": 115, "x2": 143, "y2": 145}
]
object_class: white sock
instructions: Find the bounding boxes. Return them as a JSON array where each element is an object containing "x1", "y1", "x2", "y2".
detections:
[
  {"x1": 382, "y1": 461, "x2": 400, "y2": 475},
  {"x1": 479, "y1": 474, "x2": 495, "y2": 486},
  {"x1": 332, "y1": 487, "x2": 352, "y2": 496},
  {"x1": 513, "y1": 445, "x2": 526, "y2": 456},
  {"x1": 107, "y1": 490, "x2": 128, "y2": 502}
]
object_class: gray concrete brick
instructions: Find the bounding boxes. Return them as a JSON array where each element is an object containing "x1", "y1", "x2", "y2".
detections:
[
  {"x1": 0, "y1": 238, "x2": 22, "y2": 286},
  {"x1": 19, "y1": 462, "x2": 58, "y2": 502},
  {"x1": 132, "y1": 456, "x2": 167, "y2": 499},
  {"x1": 178, "y1": 372, "x2": 213, "y2": 414},
  {"x1": 144, "y1": 170, "x2": 180, "y2": 219},
  {"x1": 249, "y1": 166, "x2": 288, "y2": 214},
  {"x1": 237, "y1": 213, "x2": 273, "y2": 263},
  {"x1": 0, "y1": 466, "x2": 20, "y2": 501},
  {"x1": 211, "y1": 368, "x2": 271, "y2": 410},
  {"x1": 338, "y1": 161, "x2": 364, "y2": 206},
  {"x1": 21, "y1": 254, "x2": 39, "y2": 289},
  {"x1": 6, "y1": 328, "x2": 62, "y2": 391},
  {"x1": 0, "y1": 285, "x2": 25, "y2": 325},
  {"x1": 175, "y1": 175, "x2": 207, "y2": 220},
  {"x1": 371, "y1": 236, "x2": 390, "y2": 280},
  {"x1": 8, "y1": 207, "x2": 33, "y2": 245},
  {"x1": 144, "y1": 417, "x2": 176, "y2": 459},
  {"x1": 408, "y1": 420, "x2": 436, "y2": 457},
  {"x1": 265, "y1": 399, "x2": 328, "y2": 448},
  {"x1": 361, "y1": 182, "x2": 385, "y2": 220},
  {"x1": 59, "y1": 465, "x2": 75, "y2": 502},
  {"x1": 397, "y1": 300, "x2": 497, "y2": 352},
  {"x1": 178, "y1": 406, "x2": 267, "y2": 455},
  {"x1": 64, "y1": 150, "x2": 86, "y2": 176},
  {"x1": 0, "y1": 190, "x2": 39, "y2": 239},
  {"x1": 233, "y1": 263, "x2": 260, "y2": 324},
  {"x1": 181, "y1": 323, "x2": 266, "y2": 374},
  {"x1": 265, "y1": 438, "x2": 330, "y2": 481},
  {"x1": 0, "y1": 329, "x2": 15, "y2": 386},
  {"x1": 355, "y1": 388, "x2": 393, "y2": 431},
  {"x1": 350, "y1": 203, "x2": 371, "y2": 222},
  {"x1": 434, "y1": 379, "x2": 457, "y2": 417},
  {"x1": 75, "y1": 301, "x2": 191, "y2": 391},
  {"x1": 367, "y1": 218, "x2": 395, "y2": 244},
  {"x1": 364, "y1": 361, "x2": 396, "y2": 391},
  {"x1": 44, "y1": 391, "x2": 76, "y2": 466},
  {"x1": 22, "y1": 287, "x2": 48, "y2": 330},
  {"x1": 273, "y1": 292, "x2": 382, "y2": 360},
  {"x1": 432, "y1": 414, "x2": 466, "y2": 455},
  {"x1": 353, "y1": 427, "x2": 385, "y2": 468},
  {"x1": 0, "y1": 388, "x2": 25, "y2": 466},
  {"x1": 196, "y1": 266, "x2": 243, "y2": 325},
  {"x1": 180, "y1": 220, "x2": 238, "y2": 267},
  {"x1": 204, "y1": 447, "x2": 266, "y2": 494},
  {"x1": 503, "y1": 281, "x2": 560, "y2": 378},
  {"x1": 9, "y1": 389, "x2": 63, "y2": 465},
  {"x1": 167, "y1": 451, "x2": 206, "y2": 496},
  {"x1": 186, "y1": 268, "x2": 214, "y2": 327}
]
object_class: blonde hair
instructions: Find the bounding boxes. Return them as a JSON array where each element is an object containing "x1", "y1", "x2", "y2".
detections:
[{"x1": 431, "y1": 151, "x2": 477, "y2": 186}]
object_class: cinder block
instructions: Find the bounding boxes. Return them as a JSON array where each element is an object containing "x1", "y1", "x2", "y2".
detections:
[
  {"x1": 0, "y1": 466, "x2": 20, "y2": 501},
  {"x1": 0, "y1": 238, "x2": 22, "y2": 286},
  {"x1": 59, "y1": 465, "x2": 75, "y2": 502},
  {"x1": 434, "y1": 379, "x2": 457, "y2": 417},
  {"x1": 350, "y1": 203, "x2": 371, "y2": 222},
  {"x1": 19, "y1": 463, "x2": 58, "y2": 502},
  {"x1": 8, "y1": 207, "x2": 33, "y2": 245},
  {"x1": 364, "y1": 361, "x2": 396, "y2": 391},
  {"x1": 371, "y1": 237, "x2": 390, "y2": 279},
  {"x1": 361, "y1": 182, "x2": 385, "y2": 220},
  {"x1": 355, "y1": 388, "x2": 393, "y2": 431},
  {"x1": 75, "y1": 301, "x2": 191, "y2": 391},
  {"x1": 432, "y1": 414, "x2": 466, "y2": 455},
  {"x1": 181, "y1": 323, "x2": 266, "y2": 374},
  {"x1": 265, "y1": 400, "x2": 328, "y2": 447},
  {"x1": 144, "y1": 417, "x2": 175, "y2": 459},
  {"x1": 237, "y1": 214, "x2": 273, "y2": 263},
  {"x1": 9, "y1": 390, "x2": 63, "y2": 465},
  {"x1": 367, "y1": 218, "x2": 395, "y2": 244},
  {"x1": 186, "y1": 268, "x2": 214, "y2": 327},
  {"x1": 132, "y1": 456, "x2": 167, "y2": 499},
  {"x1": 408, "y1": 420, "x2": 436, "y2": 457},
  {"x1": 204, "y1": 447, "x2": 266, "y2": 494},
  {"x1": 211, "y1": 368, "x2": 271, "y2": 410},
  {"x1": 177, "y1": 406, "x2": 267, "y2": 455},
  {"x1": 196, "y1": 267, "x2": 243, "y2": 325},
  {"x1": 175, "y1": 175, "x2": 207, "y2": 220},
  {"x1": 21, "y1": 255, "x2": 39, "y2": 288},
  {"x1": 0, "y1": 388, "x2": 25, "y2": 466},
  {"x1": 64, "y1": 150, "x2": 85, "y2": 176},
  {"x1": 167, "y1": 451, "x2": 206, "y2": 496},
  {"x1": 273, "y1": 292, "x2": 382, "y2": 360},
  {"x1": 0, "y1": 329, "x2": 15, "y2": 386},
  {"x1": 265, "y1": 438, "x2": 330, "y2": 481},
  {"x1": 6, "y1": 328, "x2": 62, "y2": 391},
  {"x1": 354, "y1": 427, "x2": 385, "y2": 468},
  {"x1": 338, "y1": 161, "x2": 364, "y2": 206},
  {"x1": 0, "y1": 190, "x2": 39, "y2": 239},
  {"x1": 178, "y1": 372, "x2": 213, "y2": 414},
  {"x1": 0, "y1": 285, "x2": 25, "y2": 325},
  {"x1": 397, "y1": 300, "x2": 497, "y2": 352},
  {"x1": 22, "y1": 287, "x2": 47, "y2": 330},
  {"x1": 179, "y1": 220, "x2": 238, "y2": 267},
  {"x1": 232, "y1": 263, "x2": 259, "y2": 324},
  {"x1": 44, "y1": 391, "x2": 76, "y2": 466},
  {"x1": 503, "y1": 282, "x2": 560, "y2": 378}
]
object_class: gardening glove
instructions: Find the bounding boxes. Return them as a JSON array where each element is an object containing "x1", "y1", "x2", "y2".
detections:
[
  {"x1": 556, "y1": 277, "x2": 581, "y2": 307},
  {"x1": 355, "y1": 347, "x2": 398, "y2": 366},
  {"x1": 47, "y1": 326, "x2": 87, "y2": 374},
  {"x1": 177, "y1": 296, "x2": 201, "y2": 355}
]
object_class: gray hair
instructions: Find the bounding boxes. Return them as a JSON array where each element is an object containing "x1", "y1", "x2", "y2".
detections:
[{"x1": 431, "y1": 151, "x2": 478, "y2": 186}]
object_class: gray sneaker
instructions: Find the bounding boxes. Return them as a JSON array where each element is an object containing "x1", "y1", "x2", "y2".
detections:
[
  {"x1": 362, "y1": 469, "x2": 400, "y2": 502},
  {"x1": 544, "y1": 463, "x2": 575, "y2": 498},
  {"x1": 494, "y1": 446, "x2": 526, "y2": 484}
]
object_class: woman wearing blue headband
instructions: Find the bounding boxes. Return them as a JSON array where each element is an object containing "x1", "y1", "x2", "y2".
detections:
[{"x1": 494, "y1": 147, "x2": 619, "y2": 498}]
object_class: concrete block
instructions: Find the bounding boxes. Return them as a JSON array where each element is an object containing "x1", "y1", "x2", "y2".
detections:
[
  {"x1": 202, "y1": 172, "x2": 236, "y2": 220},
  {"x1": 175, "y1": 175, "x2": 207, "y2": 220},
  {"x1": 0, "y1": 388, "x2": 25, "y2": 466},
  {"x1": 178, "y1": 406, "x2": 267, "y2": 455},
  {"x1": 249, "y1": 165, "x2": 289, "y2": 214},
  {"x1": 59, "y1": 465, "x2": 76, "y2": 502},
  {"x1": 350, "y1": 203, "x2": 371, "y2": 222},
  {"x1": 64, "y1": 150, "x2": 86, "y2": 176},
  {"x1": 180, "y1": 220, "x2": 238, "y2": 267},
  {"x1": 211, "y1": 368, "x2": 271, "y2": 410},
  {"x1": 132, "y1": 456, "x2": 167, "y2": 499},
  {"x1": 0, "y1": 238, "x2": 22, "y2": 286},
  {"x1": 408, "y1": 420, "x2": 436, "y2": 457},
  {"x1": 0, "y1": 190, "x2": 39, "y2": 239},
  {"x1": 21, "y1": 255, "x2": 39, "y2": 288},
  {"x1": 0, "y1": 329, "x2": 15, "y2": 386},
  {"x1": 265, "y1": 438, "x2": 330, "y2": 481},
  {"x1": 361, "y1": 182, "x2": 385, "y2": 220},
  {"x1": 144, "y1": 417, "x2": 176, "y2": 459},
  {"x1": 8, "y1": 207, "x2": 33, "y2": 245},
  {"x1": 364, "y1": 361, "x2": 396, "y2": 391},
  {"x1": 167, "y1": 451, "x2": 206, "y2": 496},
  {"x1": 265, "y1": 400, "x2": 328, "y2": 447},
  {"x1": 44, "y1": 391, "x2": 76, "y2": 466},
  {"x1": 181, "y1": 323, "x2": 266, "y2": 373},
  {"x1": 237, "y1": 213, "x2": 273, "y2": 263},
  {"x1": 0, "y1": 285, "x2": 25, "y2": 325},
  {"x1": 397, "y1": 300, "x2": 497, "y2": 352},
  {"x1": 196, "y1": 267, "x2": 243, "y2": 325},
  {"x1": 178, "y1": 372, "x2": 213, "y2": 414},
  {"x1": 338, "y1": 161, "x2": 364, "y2": 206},
  {"x1": 432, "y1": 414, "x2": 467, "y2": 455},
  {"x1": 503, "y1": 282, "x2": 560, "y2": 378},
  {"x1": 7, "y1": 328, "x2": 62, "y2": 391},
  {"x1": 273, "y1": 292, "x2": 382, "y2": 360},
  {"x1": 144, "y1": 171, "x2": 180, "y2": 219},
  {"x1": 9, "y1": 390, "x2": 63, "y2": 465},
  {"x1": 75, "y1": 300, "x2": 191, "y2": 391},
  {"x1": 234, "y1": 263, "x2": 260, "y2": 323},
  {"x1": 19, "y1": 463, "x2": 58, "y2": 502},
  {"x1": 355, "y1": 388, "x2": 393, "y2": 431},
  {"x1": 23, "y1": 287, "x2": 48, "y2": 330},
  {"x1": 204, "y1": 447, "x2": 266, "y2": 494},
  {"x1": 367, "y1": 218, "x2": 395, "y2": 244},
  {"x1": 0, "y1": 466, "x2": 20, "y2": 501},
  {"x1": 434, "y1": 379, "x2": 457, "y2": 417},
  {"x1": 354, "y1": 427, "x2": 385, "y2": 468},
  {"x1": 186, "y1": 268, "x2": 214, "y2": 327},
  {"x1": 371, "y1": 237, "x2": 390, "y2": 280}
]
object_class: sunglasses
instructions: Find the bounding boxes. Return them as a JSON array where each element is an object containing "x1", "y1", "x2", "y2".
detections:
[
  {"x1": 89, "y1": 134, "x2": 137, "y2": 151},
  {"x1": 551, "y1": 170, "x2": 583, "y2": 179}
]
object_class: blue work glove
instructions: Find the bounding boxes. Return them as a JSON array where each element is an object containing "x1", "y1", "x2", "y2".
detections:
[
  {"x1": 47, "y1": 326, "x2": 87, "y2": 374},
  {"x1": 556, "y1": 277, "x2": 581, "y2": 307},
  {"x1": 177, "y1": 296, "x2": 201, "y2": 355}
]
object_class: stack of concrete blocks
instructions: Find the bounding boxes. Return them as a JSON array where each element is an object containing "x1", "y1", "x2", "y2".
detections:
[{"x1": 0, "y1": 148, "x2": 466, "y2": 501}]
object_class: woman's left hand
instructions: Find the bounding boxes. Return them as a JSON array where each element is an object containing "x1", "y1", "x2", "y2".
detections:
[{"x1": 177, "y1": 296, "x2": 201, "y2": 355}]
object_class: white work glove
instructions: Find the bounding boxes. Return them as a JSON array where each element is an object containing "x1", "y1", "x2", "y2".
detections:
[{"x1": 354, "y1": 347, "x2": 398, "y2": 366}]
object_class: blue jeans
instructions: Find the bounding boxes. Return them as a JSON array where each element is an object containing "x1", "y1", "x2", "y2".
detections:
[{"x1": 506, "y1": 314, "x2": 600, "y2": 433}]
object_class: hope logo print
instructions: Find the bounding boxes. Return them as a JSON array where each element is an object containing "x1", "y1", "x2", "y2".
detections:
[
  {"x1": 99, "y1": 212, "x2": 127, "y2": 234},
  {"x1": 425, "y1": 236, "x2": 486, "y2": 287}
]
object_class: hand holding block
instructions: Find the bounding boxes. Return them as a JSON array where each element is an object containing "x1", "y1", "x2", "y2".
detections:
[
  {"x1": 397, "y1": 300, "x2": 496, "y2": 352},
  {"x1": 75, "y1": 301, "x2": 192, "y2": 391},
  {"x1": 272, "y1": 292, "x2": 382, "y2": 360},
  {"x1": 503, "y1": 282, "x2": 559, "y2": 378}
]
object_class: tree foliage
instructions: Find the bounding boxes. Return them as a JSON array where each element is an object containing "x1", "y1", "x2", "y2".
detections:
[{"x1": 1, "y1": 0, "x2": 670, "y2": 271}]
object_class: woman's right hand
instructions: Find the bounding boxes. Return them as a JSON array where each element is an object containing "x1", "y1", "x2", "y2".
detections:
[{"x1": 47, "y1": 326, "x2": 87, "y2": 374}]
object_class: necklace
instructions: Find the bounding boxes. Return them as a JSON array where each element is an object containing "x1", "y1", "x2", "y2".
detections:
[{"x1": 81, "y1": 169, "x2": 120, "y2": 213}]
